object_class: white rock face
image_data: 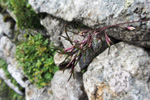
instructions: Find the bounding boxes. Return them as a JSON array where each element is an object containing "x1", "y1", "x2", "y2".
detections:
[
  {"x1": 51, "y1": 69, "x2": 87, "y2": 100},
  {"x1": 29, "y1": 0, "x2": 150, "y2": 48},
  {"x1": 0, "y1": 14, "x2": 13, "y2": 38},
  {"x1": 0, "y1": 36, "x2": 15, "y2": 63},
  {"x1": 26, "y1": 84, "x2": 53, "y2": 100},
  {"x1": 29, "y1": 0, "x2": 150, "y2": 27},
  {"x1": 40, "y1": 15, "x2": 64, "y2": 46},
  {"x1": 0, "y1": 36, "x2": 28, "y2": 88},
  {"x1": 7, "y1": 60, "x2": 27, "y2": 88},
  {"x1": 0, "y1": 69, "x2": 23, "y2": 95},
  {"x1": 83, "y1": 42, "x2": 150, "y2": 100},
  {"x1": 29, "y1": 0, "x2": 125, "y2": 26}
]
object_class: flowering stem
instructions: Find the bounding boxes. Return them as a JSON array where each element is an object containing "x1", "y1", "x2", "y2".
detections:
[{"x1": 61, "y1": 19, "x2": 150, "y2": 81}]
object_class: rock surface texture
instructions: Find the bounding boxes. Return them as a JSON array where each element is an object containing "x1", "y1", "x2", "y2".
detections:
[
  {"x1": 40, "y1": 15, "x2": 65, "y2": 46},
  {"x1": 29, "y1": 0, "x2": 150, "y2": 48},
  {"x1": 26, "y1": 69, "x2": 88, "y2": 100},
  {"x1": 0, "y1": 36, "x2": 28, "y2": 88},
  {"x1": 26, "y1": 84, "x2": 53, "y2": 100},
  {"x1": 0, "y1": 0, "x2": 150, "y2": 100},
  {"x1": 0, "y1": 14, "x2": 14, "y2": 38},
  {"x1": 83, "y1": 42, "x2": 150, "y2": 100},
  {"x1": 0, "y1": 69, "x2": 23, "y2": 95},
  {"x1": 51, "y1": 69, "x2": 87, "y2": 100}
]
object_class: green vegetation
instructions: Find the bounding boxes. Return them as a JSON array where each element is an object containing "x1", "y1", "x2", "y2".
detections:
[
  {"x1": 0, "y1": 0, "x2": 43, "y2": 29},
  {"x1": 16, "y1": 34, "x2": 58, "y2": 88},
  {"x1": 0, "y1": 78, "x2": 25, "y2": 100},
  {"x1": 0, "y1": 59, "x2": 25, "y2": 100}
]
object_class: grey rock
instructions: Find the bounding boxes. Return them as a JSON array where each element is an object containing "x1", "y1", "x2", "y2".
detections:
[
  {"x1": 6, "y1": 9, "x2": 17, "y2": 22},
  {"x1": 29, "y1": 0, "x2": 150, "y2": 47},
  {"x1": 0, "y1": 36, "x2": 16, "y2": 63},
  {"x1": 0, "y1": 69, "x2": 23, "y2": 95},
  {"x1": 7, "y1": 60, "x2": 28, "y2": 88},
  {"x1": 29, "y1": 0, "x2": 125, "y2": 26},
  {"x1": 51, "y1": 69, "x2": 87, "y2": 100},
  {"x1": 26, "y1": 84, "x2": 53, "y2": 100},
  {"x1": 40, "y1": 15, "x2": 64, "y2": 46},
  {"x1": 0, "y1": 36, "x2": 28, "y2": 88},
  {"x1": 54, "y1": 52, "x2": 71, "y2": 68},
  {"x1": 0, "y1": 14, "x2": 14, "y2": 38},
  {"x1": 83, "y1": 42, "x2": 150, "y2": 100}
]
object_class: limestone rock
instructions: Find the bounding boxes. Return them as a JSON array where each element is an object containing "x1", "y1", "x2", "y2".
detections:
[
  {"x1": 51, "y1": 69, "x2": 87, "y2": 100},
  {"x1": 54, "y1": 52, "x2": 71, "y2": 69},
  {"x1": 29, "y1": 0, "x2": 126, "y2": 25},
  {"x1": 0, "y1": 69, "x2": 23, "y2": 95},
  {"x1": 83, "y1": 42, "x2": 150, "y2": 100},
  {"x1": 0, "y1": 36, "x2": 28, "y2": 88},
  {"x1": 0, "y1": 36, "x2": 16, "y2": 62},
  {"x1": 0, "y1": 14, "x2": 14, "y2": 38},
  {"x1": 26, "y1": 84, "x2": 53, "y2": 100},
  {"x1": 40, "y1": 15, "x2": 64, "y2": 46},
  {"x1": 7, "y1": 60, "x2": 28, "y2": 88},
  {"x1": 29, "y1": 0, "x2": 150, "y2": 48}
]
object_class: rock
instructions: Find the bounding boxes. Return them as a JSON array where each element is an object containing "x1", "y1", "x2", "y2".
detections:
[
  {"x1": 41, "y1": 15, "x2": 104, "y2": 70},
  {"x1": 28, "y1": 0, "x2": 150, "y2": 28},
  {"x1": 0, "y1": 14, "x2": 14, "y2": 38},
  {"x1": 0, "y1": 36, "x2": 16, "y2": 62},
  {"x1": 29, "y1": 0, "x2": 125, "y2": 25},
  {"x1": 54, "y1": 52, "x2": 71, "y2": 69},
  {"x1": 51, "y1": 69, "x2": 87, "y2": 100},
  {"x1": 29, "y1": 0, "x2": 150, "y2": 48},
  {"x1": 26, "y1": 84, "x2": 53, "y2": 100},
  {"x1": 83, "y1": 42, "x2": 150, "y2": 100},
  {"x1": 0, "y1": 36, "x2": 28, "y2": 88},
  {"x1": 0, "y1": 69, "x2": 23, "y2": 95},
  {"x1": 7, "y1": 59, "x2": 28, "y2": 88},
  {"x1": 6, "y1": 9, "x2": 17, "y2": 22},
  {"x1": 40, "y1": 15, "x2": 65, "y2": 46}
]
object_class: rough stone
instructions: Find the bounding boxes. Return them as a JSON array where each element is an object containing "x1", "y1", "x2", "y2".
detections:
[
  {"x1": 0, "y1": 69, "x2": 23, "y2": 95},
  {"x1": 51, "y1": 69, "x2": 87, "y2": 100},
  {"x1": 26, "y1": 84, "x2": 53, "y2": 100},
  {"x1": 0, "y1": 14, "x2": 14, "y2": 38},
  {"x1": 29, "y1": 0, "x2": 126, "y2": 26},
  {"x1": 7, "y1": 59, "x2": 28, "y2": 88},
  {"x1": 54, "y1": 52, "x2": 71, "y2": 69},
  {"x1": 0, "y1": 36, "x2": 28, "y2": 88},
  {"x1": 29, "y1": 0, "x2": 150, "y2": 48},
  {"x1": 40, "y1": 15, "x2": 65, "y2": 46},
  {"x1": 83, "y1": 42, "x2": 150, "y2": 100},
  {"x1": 29, "y1": 0, "x2": 150, "y2": 28}
]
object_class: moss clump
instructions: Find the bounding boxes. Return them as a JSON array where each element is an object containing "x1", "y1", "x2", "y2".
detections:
[{"x1": 16, "y1": 33, "x2": 58, "y2": 88}]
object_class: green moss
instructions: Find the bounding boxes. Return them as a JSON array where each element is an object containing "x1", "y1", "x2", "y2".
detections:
[
  {"x1": 0, "y1": 0, "x2": 43, "y2": 29},
  {"x1": 16, "y1": 33, "x2": 58, "y2": 88}
]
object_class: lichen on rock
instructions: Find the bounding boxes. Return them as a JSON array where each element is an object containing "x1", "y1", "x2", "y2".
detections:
[{"x1": 83, "y1": 42, "x2": 150, "y2": 100}]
